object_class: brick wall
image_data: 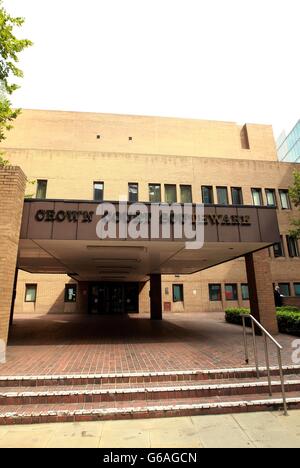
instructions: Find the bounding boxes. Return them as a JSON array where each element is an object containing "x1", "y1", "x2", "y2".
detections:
[{"x1": 0, "y1": 166, "x2": 26, "y2": 344}]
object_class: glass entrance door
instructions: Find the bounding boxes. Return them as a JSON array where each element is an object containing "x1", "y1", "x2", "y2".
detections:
[{"x1": 88, "y1": 283, "x2": 139, "y2": 315}]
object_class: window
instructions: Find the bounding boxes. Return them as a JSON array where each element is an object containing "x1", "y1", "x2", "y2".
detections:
[
  {"x1": 279, "y1": 190, "x2": 291, "y2": 209},
  {"x1": 286, "y1": 235, "x2": 299, "y2": 257},
  {"x1": 241, "y1": 284, "x2": 249, "y2": 300},
  {"x1": 172, "y1": 284, "x2": 184, "y2": 302},
  {"x1": 36, "y1": 180, "x2": 47, "y2": 199},
  {"x1": 265, "y1": 189, "x2": 277, "y2": 207},
  {"x1": 93, "y1": 181, "x2": 104, "y2": 201},
  {"x1": 180, "y1": 185, "x2": 192, "y2": 203},
  {"x1": 278, "y1": 283, "x2": 291, "y2": 297},
  {"x1": 65, "y1": 284, "x2": 77, "y2": 303},
  {"x1": 209, "y1": 284, "x2": 222, "y2": 301},
  {"x1": 165, "y1": 184, "x2": 177, "y2": 203},
  {"x1": 251, "y1": 188, "x2": 263, "y2": 206},
  {"x1": 201, "y1": 186, "x2": 214, "y2": 204},
  {"x1": 294, "y1": 283, "x2": 300, "y2": 297},
  {"x1": 149, "y1": 184, "x2": 161, "y2": 203},
  {"x1": 231, "y1": 187, "x2": 243, "y2": 205},
  {"x1": 25, "y1": 284, "x2": 37, "y2": 303},
  {"x1": 225, "y1": 284, "x2": 238, "y2": 301},
  {"x1": 128, "y1": 183, "x2": 138, "y2": 203},
  {"x1": 273, "y1": 236, "x2": 285, "y2": 257},
  {"x1": 217, "y1": 187, "x2": 229, "y2": 205}
]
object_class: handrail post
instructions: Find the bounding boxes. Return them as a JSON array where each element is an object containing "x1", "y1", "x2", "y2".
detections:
[
  {"x1": 251, "y1": 320, "x2": 260, "y2": 379},
  {"x1": 263, "y1": 335, "x2": 272, "y2": 396},
  {"x1": 242, "y1": 316, "x2": 249, "y2": 364},
  {"x1": 277, "y1": 348, "x2": 288, "y2": 416}
]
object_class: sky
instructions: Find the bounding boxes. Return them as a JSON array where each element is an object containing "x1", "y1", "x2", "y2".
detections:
[{"x1": 4, "y1": 0, "x2": 300, "y2": 139}]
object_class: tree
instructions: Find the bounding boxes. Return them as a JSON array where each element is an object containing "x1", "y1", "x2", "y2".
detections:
[
  {"x1": 289, "y1": 169, "x2": 300, "y2": 239},
  {"x1": 0, "y1": 0, "x2": 32, "y2": 150}
]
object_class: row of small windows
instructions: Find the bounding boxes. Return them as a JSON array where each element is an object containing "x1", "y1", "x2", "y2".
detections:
[
  {"x1": 35, "y1": 180, "x2": 292, "y2": 209},
  {"x1": 272, "y1": 235, "x2": 299, "y2": 258}
]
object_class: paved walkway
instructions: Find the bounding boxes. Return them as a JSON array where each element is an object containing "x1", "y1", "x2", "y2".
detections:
[
  {"x1": 1, "y1": 312, "x2": 298, "y2": 375},
  {"x1": 0, "y1": 410, "x2": 299, "y2": 448}
]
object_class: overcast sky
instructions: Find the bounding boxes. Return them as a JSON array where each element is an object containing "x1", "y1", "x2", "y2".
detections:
[{"x1": 4, "y1": 0, "x2": 300, "y2": 139}]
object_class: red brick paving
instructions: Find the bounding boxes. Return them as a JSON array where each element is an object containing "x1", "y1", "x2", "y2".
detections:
[{"x1": 0, "y1": 312, "x2": 298, "y2": 376}]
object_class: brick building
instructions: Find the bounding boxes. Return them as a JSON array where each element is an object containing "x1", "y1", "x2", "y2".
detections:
[{"x1": 0, "y1": 109, "x2": 299, "y2": 345}]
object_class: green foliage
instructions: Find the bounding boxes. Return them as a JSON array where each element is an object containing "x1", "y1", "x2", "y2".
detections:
[
  {"x1": 0, "y1": 152, "x2": 9, "y2": 166},
  {"x1": 225, "y1": 307, "x2": 300, "y2": 336},
  {"x1": 289, "y1": 170, "x2": 300, "y2": 239},
  {"x1": 0, "y1": 0, "x2": 32, "y2": 142}
]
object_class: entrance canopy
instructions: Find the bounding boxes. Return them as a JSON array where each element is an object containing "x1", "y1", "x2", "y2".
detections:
[{"x1": 18, "y1": 200, "x2": 280, "y2": 282}]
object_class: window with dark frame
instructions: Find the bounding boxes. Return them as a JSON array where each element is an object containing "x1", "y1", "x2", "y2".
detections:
[
  {"x1": 201, "y1": 186, "x2": 214, "y2": 204},
  {"x1": 209, "y1": 284, "x2": 222, "y2": 301},
  {"x1": 172, "y1": 284, "x2": 184, "y2": 302},
  {"x1": 65, "y1": 284, "x2": 77, "y2": 303},
  {"x1": 241, "y1": 284, "x2": 249, "y2": 300},
  {"x1": 180, "y1": 185, "x2": 192, "y2": 203},
  {"x1": 251, "y1": 188, "x2": 263, "y2": 206},
  {"x1": 231, "y1": 187, "x2": 243, "y2": 205},
  {"x1": 278, "y1": 283, "x2": 291, "y2": 297},
  {"x1": 273, "y1": 236, "x2": 285, "y2": 257},
  {"x1": 265, "y1": 189, "x2": 277, "y2": 207},
  {"x1": 279, "y1": 190, "x2": 291, "y2": 209},
  {"x1": 25, "y1": 284, "x2": 37, "y2": 303},
  {"x1": 165, "y1": 184, "x2": 177, "y2": 203},
  {"x1": 286, "y1": 235, "x2": 299, "y2": 257},
  {"x1": 216, "y1": 187, "x2": 229, "y2": 205},
  {"x1": 225, "y1": 284, "x2": 238, "y2": 301},
  {"x1": 294, "y1": 283, "x2": 300, "y2": 297},
  {"x1": 149, "y1": 184, "x2": 161, "y2": 203},
  {"x1": 93, "y1": 181, "x2": 104, "y2": 201},
  {"x1": 36, "y1": 180, "x2": 48, "y2": 199},
  {"x1": 128, "y1": 183, "x2": 138, "y2": 203}
]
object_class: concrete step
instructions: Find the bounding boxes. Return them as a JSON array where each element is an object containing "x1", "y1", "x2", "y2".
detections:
[
  {"x1": 1, "y1": 365, "x2": 299, "y2": 388},
  {"x1": 0, "y1": 379, "x2": 299, "y2": 406},
  {"x1": 0, "y1": 392, "x2": 299, "y2": 426}
]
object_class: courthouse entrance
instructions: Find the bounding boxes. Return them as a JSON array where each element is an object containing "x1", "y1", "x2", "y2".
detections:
[{"x1": 89, "y1": 282, "x2": 139, "y2": 315}]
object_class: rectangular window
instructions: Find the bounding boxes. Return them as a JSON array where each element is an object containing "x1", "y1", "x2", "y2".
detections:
[
  {"x1": 180, "y1": 185, "x2": 192, "y2": 203},
  {"x1": 65, "y1": 284, "x2": 77, "y2": 303},
  {"x1": 209, "y1": 284, "x2": 222, "y2": 301},
  {"x1": 36, "y1": 180, "x2": 47, "y2": 199},
  {"x1": 172, "y1": 284, "x2": 184, "y2": 302},
  {"x1": 241, "y1": 284, "x2": 249, "y2": 300},
  {"x1": 265, "y1": 189, "x2": 277, "y2": 207},
  {"x1": 201, "y1": 186, "x2": 214, "y2": 204},
  {"x1": 217, "y1": 187, "x2": 229, "y2": 205},
  {"x1": 93, "y1": 181, "x2": 104, "y2": 201},
  {"x1": 286, "y1": 235, "x2": 299, "y2": 257},
  {"x1": 294, "y1": 283, "x2": 300, "y2": 297},
  {"x1": 225, "y1": 284, "x2": 238, "y2": 301},
  {"x1": 128, "y1": 183, "x2": 138, "y2": 203},
  {"x1": 251, "y1": 188, "x2": 263, "y2": 206},
  {"x1": 149, "y1": 184, "x2": 161, "y2": 203},
  {"x1": 231, "y1": 187, "x2": 243, "y2": 205},
  {"x1": 165, "y1": 184, "x2": 177, "y2": 203},
  {"x1": 273, "y1": 236, "x2": 285, "y2": 257},
  {"x1": 25, "y1": 284, "x2": 37, "y2": 303},
  {"x1": 278, "y1": 283, "x2": 291, "y2": 297},
  {"x1": 279, "y1": 190, "x2": 291, "y2": 209}
]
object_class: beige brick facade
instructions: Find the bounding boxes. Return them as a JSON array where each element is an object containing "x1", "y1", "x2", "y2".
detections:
[{"x1": 0, "y1": 110, "x2": 299, "y2": 320}]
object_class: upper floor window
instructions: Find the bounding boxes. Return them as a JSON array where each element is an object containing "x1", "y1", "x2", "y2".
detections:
[
  {"x1": 231, "y1": 187, "x2": 243, "y2": 205},
  {"x1": 128, "y1": 183, "x2": 138, "y2": 203},
  {"x1": 180, "y1": 185, "x2": 192, "y2": 203},
  {"x1": 93, "y1": 181, "x2": 104, "y2": 201},
  {"x1": 279, "y1": 190, "x2": 291, "y2": 209},
  {"x1": 202, "y1": 186, "x2": 214, "y2": 204},
  {"x1": 149, "y1": 184, "x2": 161, "y2": 203},
  {"x1": 217, "y1": 186, "x2": 229, "y2": 205},
  {"x1": 265, "y1": 189, "x2": 277, "y2": 207},
  {"x1": 25, "y1": 284, "x2": 37, "y2": 303},
  {"x1": 273, "y1": 236, "x2": 285, "y2": 257},
  {"x1": 286, "y1": 235, "x2": 299, "y2": 257},
  {"x1": 165, "y1": 184, "x2": 177, "y2": 203},
  {"x1": 251, "y1": 188, "x2": 263, "y2": 206},
  {"x1": 36, "y1": 180, "x2": 47, "y2": 199}
]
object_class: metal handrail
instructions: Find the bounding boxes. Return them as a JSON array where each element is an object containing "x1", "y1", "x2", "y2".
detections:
[{"x1": 241, "y1": 314, "x2": 288, "y2": 416}]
